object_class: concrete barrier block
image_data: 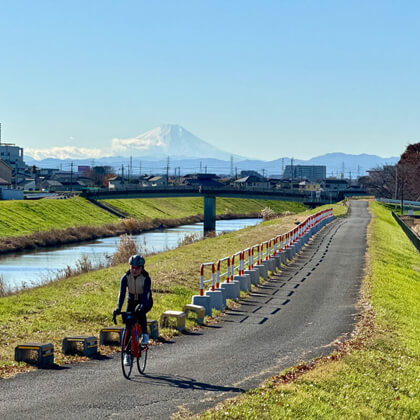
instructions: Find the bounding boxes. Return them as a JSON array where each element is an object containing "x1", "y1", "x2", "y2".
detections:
[
  {"x1": 280, "y1": 250, "x2": 287, "y2": 265},
  {"x1": 205, "y1": 289, "x2": 225, "y2": 311},
  {"x1": 62, "y1": 336, "x2": 98, "y2": 357},
  {"x1": 233, "y1": 274, "x2": 251, "y2": 292},
  {"x1": 15, "y1": 343, "x2": 54, "y2": 368},
  {"x1": 160, "y1": 310, "x2": 186, "y2": 331},
  {"x1": 215, "y1": 287, "x2": 227, "y2": 306},
  {"x1": 183, "y1": 304, "x2": 206, "y2": 325},
  {"x1": 147, "y1": 319, "x2": 159, "y2": 339},
  {"x1": 99, "y1": 326, "x2": 123, "y2": 345},
  {"x1": 191, "y1": 295, "x2": 212, "y2": 316},
  {"x1": 220, "y1": 281, "x2": 240, "y2": 300},
  {"x1": 261, "y1": 259, "x2": 274, "y2": 274},
  {"x1": 272, "y1": 255, "x2": 282, "y2": 270},
  {"x1": 254, "y1": 263, "x2": 267, "y2": 279},
  {"x1": 244, "y1": 269, "x2": 259, "y2": 285}
]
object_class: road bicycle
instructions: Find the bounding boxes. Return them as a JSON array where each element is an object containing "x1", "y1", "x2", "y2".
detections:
[{"x1": 114, "y1": 312, "x2": 148, "y2": 379}]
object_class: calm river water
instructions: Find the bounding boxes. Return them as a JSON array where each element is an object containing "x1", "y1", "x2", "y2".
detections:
[{"x1": 0, "y1": 218, "x2": 261, "y2": 291}]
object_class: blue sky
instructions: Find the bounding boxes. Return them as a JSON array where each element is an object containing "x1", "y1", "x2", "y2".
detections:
[{"x1": 1, "y1": 0, "x2": 419, "y2": 160}]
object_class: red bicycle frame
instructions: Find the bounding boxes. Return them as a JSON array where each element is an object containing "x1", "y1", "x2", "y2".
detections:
[{"x1": 123, "y1": 322, "x2": 142, "y2": 357}]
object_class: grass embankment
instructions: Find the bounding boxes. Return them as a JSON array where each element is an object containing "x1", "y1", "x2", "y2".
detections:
[
  {"x1": 101, "y1": 197, "x2": 306, "y2": 220},
  {"x1": 0, "y1": 196, "x2": 118, "y2": 237},
  {"x1": 194, "y1": 201, "x2": 420, "y2": 419},
  {"x1": 0, "y1": 203, "x2": 346, "y2": 378},
  {"x1": 0, "y1": 197, "x2": 305, "y2": 254}
]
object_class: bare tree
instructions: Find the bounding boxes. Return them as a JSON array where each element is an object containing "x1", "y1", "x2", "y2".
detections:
[{"x1": 358, "y1": 165, "x2": 397, "y2": 198}]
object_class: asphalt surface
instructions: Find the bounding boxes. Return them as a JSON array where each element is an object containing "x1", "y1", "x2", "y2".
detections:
[{"x1": 0, "y1": 201, "x2": 370, "y2": 419}]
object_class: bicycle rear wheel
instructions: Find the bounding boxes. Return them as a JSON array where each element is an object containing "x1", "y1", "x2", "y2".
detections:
[
  {"x1": 137, "y1": 345, "x2": 148, "y2": 374},
  {"x1": 121, "y1": 328, "x2": 133, "y2": 379}
]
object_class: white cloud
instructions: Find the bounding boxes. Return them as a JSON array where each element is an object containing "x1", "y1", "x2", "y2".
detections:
[
  {"x1": 25, "y1": 146, "x2": 107, "y2": 160},
  {"x1": 111, "y1": 131, "x2": 167, "y2": 154}
]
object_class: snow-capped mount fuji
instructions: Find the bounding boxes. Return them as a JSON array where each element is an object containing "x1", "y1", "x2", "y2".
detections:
[{"x1": 111, "y1": 124, "x2": 239, "y2": 160}]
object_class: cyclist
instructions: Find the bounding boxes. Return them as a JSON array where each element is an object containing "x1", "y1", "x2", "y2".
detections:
[{"x1": 113, "y1": 254, "x2": 153, "y2": 366}]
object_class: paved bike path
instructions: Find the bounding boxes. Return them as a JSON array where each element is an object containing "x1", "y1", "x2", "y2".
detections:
[{"x1": 0, "y1": 201, "x2": 370, "y2": 419}]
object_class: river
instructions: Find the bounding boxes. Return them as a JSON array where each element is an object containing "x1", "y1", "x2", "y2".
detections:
[{"x1": 0, "y1": 218, "x2": 261, "y2": 292}]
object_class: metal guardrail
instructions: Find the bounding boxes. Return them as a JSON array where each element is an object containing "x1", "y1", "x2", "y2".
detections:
[
  {"x1": 392, "y1": 212, "x2": 420, "y2": 252},
  {"x1": 377, "y1": 198, "x2": 420, "y2": 209}
]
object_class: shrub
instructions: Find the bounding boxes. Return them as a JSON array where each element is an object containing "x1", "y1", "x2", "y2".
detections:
[
  {"x1": 261, "y1": 207, "x2": 276, "y2": 220},
  {"x1": 111, "y1": 234, "x2": 139, "y2": 266}
]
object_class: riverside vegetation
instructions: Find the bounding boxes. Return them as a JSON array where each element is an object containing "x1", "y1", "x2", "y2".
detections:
[
  {"x1": 0, "y1": 199, "x2": 345, "y2": 378},
  {"x1": 0, "y1": 196, "x2": 305, "y2": 254},
  {"x1": 192, "y1": 201, "x2": 420, "y2": 419}
]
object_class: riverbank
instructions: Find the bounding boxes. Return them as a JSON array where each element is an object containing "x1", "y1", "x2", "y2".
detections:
[
  {"x1": 0, "y1": 197, "x2": 305, "y2": 254},
  {"x1": 0, "y1": 202, "x2": 346, "y2": 378},
  {"x1": 194, "y1": 201, "x2": 420, "y2": 419}
]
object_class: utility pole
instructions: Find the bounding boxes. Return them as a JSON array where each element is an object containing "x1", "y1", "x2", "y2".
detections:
[
  {"x1": 121, "y1": 164, "x2": 124, "y2": 184},
  {"x1": 291, "y1": 157, "x2": 294, "y2": 180},
  {"x1": 281, "y1": 158, "x2": 284, "y2": 175},
  {"x1": 129, "y1": 156, "x2": 132, "y2": 182},
  {"x1": 394, "y1": 166, "x2": 398, "y2": 200},
  {"x1": 70, "y1": 162, "x2": 73, "y2": 192},
  {"x1": 230, "y1": 155, "x2": 234, "y2": 177},
  {"x1": 400, "y1": 165, "x2": 404, "y2": 215},
  {"x1": 166, "y1": 156, "x2": 170, "y2": 186},
  {"x1": 401, "y1": 177, "x2": 404, "y2": 215},
  {"x1": 200, "y1": 161, "x2": 202, "y2": 173}
]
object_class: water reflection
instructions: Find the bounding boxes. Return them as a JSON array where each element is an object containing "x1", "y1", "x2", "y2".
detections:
[{"x1": 0, "y1": 218, "x2": 261, "y2": 291}]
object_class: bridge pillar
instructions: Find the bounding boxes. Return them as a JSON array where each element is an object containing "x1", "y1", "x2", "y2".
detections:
[{"x1": 204, "y1": 195, "x2": 216, "y2": 232}]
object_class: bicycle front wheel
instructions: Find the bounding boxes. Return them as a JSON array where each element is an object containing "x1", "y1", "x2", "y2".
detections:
[
  {"x1": 121, "y1": 328, "x2": 133, "y2": 379},
  {"x1": 137, "y1": 345, "x2": 148, "y2": 374}
]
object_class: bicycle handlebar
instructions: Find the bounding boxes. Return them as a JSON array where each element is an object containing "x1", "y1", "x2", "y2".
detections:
[{"x1": 113, "y1": 311, "x2": 136, "y2": 325}]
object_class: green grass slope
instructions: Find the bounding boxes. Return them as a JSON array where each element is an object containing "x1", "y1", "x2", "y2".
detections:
[
  {"x1": 195, "y1": 201, "x2": 420, "y2": 419},
  {"x1": 101, "y1": 197, "x2": 306, "y2": 220},
  {"x1": 0, "y1": 196, "x2": 305, "y2": 239},
  {"x1": 0, "y1": 197, "x2": 118, "y2": 237}
]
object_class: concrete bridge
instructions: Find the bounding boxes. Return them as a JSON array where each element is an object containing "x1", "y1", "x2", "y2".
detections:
[{"x1": 81, "y1": 186, "x2": 339, "y2": 232}]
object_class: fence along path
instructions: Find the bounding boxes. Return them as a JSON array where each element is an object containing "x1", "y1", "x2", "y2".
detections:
[{"x1": 191, "y1": 208, "x2": 335, "y2": 315}]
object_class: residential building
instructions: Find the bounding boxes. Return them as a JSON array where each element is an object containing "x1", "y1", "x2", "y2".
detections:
[
  {"x1": 283, "y1": 165, "x2": 326, "y2": 181},
  {"x1": 0, "y1": 142, "x2": 26, "y2": 184},
  {"x1": 322, "y1": 179, "x2": 349, "y2": 191},
  {"x1": 17, "y1": 178, "x2": 36, "y2": 191},
  {"x1": 108, "y1": 176, "x2": 131, "y2": 190},
  {"x1": 0, "y1": 158, "x2": 23, "y2": 199},
  {"x1": 182, "y1": 173, "x2": 224, "y2": 188},
  {"x1": 40, "y1": 180, "x2": 64, "y2": 192},
  {"x1": 239, "y1": 170, "x2": 265, "y2": 180},
  {"x1": 233, "y1": 175, "x2": 270, "y2": 189},
  {"x1": 143, "y1": 176, "x2": 166, "y2": 187},
  {"x1": 0, "y1": 159, "x2": 12, "y2": 184}
]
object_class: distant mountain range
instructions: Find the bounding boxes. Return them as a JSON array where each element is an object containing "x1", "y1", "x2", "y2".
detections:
[{"x1": 24, "y1": 124, "x2": 399, "y2": 177}]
